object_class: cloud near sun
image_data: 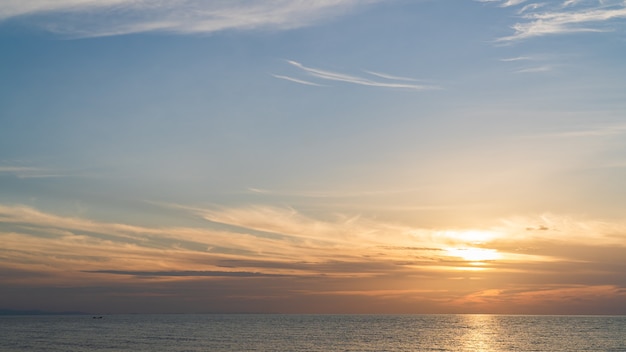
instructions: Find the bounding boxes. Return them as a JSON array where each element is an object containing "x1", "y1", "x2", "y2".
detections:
[{"x1": 1, "y1": 203, "x2": 625, "y2": 313}]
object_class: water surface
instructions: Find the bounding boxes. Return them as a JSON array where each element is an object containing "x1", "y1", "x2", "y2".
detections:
[{"x1": 1, "y1": 314, "x2": 624, "y2": 351}]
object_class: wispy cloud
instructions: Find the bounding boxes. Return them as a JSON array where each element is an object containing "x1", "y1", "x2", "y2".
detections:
[
  {"x1": 563, "y1": 0, "x2": 582, "y2": 7},
  {"x1": 2, "y1": 203, "x2": 626, "y2": 313},
  {"x1": 520, "y1": 123, "x2": 626, "y2": 139},
  {"x1": 0, "y1": 166, "x2": 39, "y2": 174},
  {"x1": 271, "y1": 74, "x2": 324, "y2": 87},
  {"x1": 363, "y1": 70, "x2": 421, "y2": 82},
  {"x1": 499, "y1": 1, "x2": 626, "y2": 41},
  {"x1": 0, "y1": 203, "x2": 414, "y2": 269},
  {"x1": 244, "y1": 186, "x2": 426, "y2": 199},
  {"x1": 514, "y1": 65, "x2": 553, "y2": 73},
  {"x1": 0, "y1": 165, "x2": 62, "y2": 178},
  {"x1": 451, "y1": 285, "x2": 626, "y2": 314},
  {"x1": 517, "y1": 3, "x2": 546, "y2": 14},
  {"x1": 500, "y1": 54, "x2": 555, "y2": 73},
  {"x1": 85, "y1": 270, "x2": 286, "y2": 278},
  {"x1": 500, "y1": 56, "x2": 534, "y2": 61},
  {"x1": 0, "y1": 0, "x2": 382, "y2": 38},
  {"x1": 500, "y1": 0, "x2": 528, "y2": 7},
  {"x1": 274, "y1": 60, "x2": 440, "y2": 91},
  {"x1": 0, "y1": 202, "x2": 564, "y2": 280}
]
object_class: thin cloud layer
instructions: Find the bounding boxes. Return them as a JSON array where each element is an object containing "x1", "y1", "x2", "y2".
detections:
[
  {"x1": 494, "y1": 0, "x2": 626, "y2": 41},
  {"x1": 3, "y1": 1, "x2": 624, "y2": 42},
  {"x1": 520, "y1": 122, "x2": 626, "y2": 139},
  {"x1": 1, "y1": 203, "x2": 626, "y2": 313},
  {"x1": 85, "y1": 270, "x2": 286, "y2": 277},
  {"x1": 0, "y1": 165, "x2": 62, "y2": 178},
  {"x1": 0, "y1": 0, "x2": 381, "y2": 37},
  {"x1": 500, "y1": 54, "x2": 557, "y2": 73}
]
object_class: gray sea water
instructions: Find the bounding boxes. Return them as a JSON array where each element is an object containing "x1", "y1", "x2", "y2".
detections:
[{"x1": 0, "y1": 314, "x2": 624, "y2": 351}]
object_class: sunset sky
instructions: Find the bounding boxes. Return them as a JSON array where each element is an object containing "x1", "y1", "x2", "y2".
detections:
[{"x1": 1, "y1": 0, "x2": 626, "y2": 314}]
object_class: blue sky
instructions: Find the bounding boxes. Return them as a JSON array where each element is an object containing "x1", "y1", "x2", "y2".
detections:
[{"x1": 1, "y1": 0, "x2": 626, "y2": 314}]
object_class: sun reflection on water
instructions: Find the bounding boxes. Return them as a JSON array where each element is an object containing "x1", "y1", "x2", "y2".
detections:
[{"x1": 459, "y1": 314, "x2": 501, "y2": 352}]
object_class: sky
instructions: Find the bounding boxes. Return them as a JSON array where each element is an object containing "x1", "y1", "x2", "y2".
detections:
[{"x1": 1, "y1": 0, "x2": 626, "y2": 315}]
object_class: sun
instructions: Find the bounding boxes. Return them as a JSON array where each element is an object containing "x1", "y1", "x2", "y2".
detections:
[{"x1": 439, "y1": 230, "x2": 502, "y2": 262}]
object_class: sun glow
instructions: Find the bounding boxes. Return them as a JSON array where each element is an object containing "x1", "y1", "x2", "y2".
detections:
[
  {"x1": 446, "y1": 247, "x2": 501, "y2": 262},
  {"x1": 441, "y1": 230, "x2": 499, "y2": 245},
  {"x1": 437, "y1": 230, "x2": 503, "y2": 262}
]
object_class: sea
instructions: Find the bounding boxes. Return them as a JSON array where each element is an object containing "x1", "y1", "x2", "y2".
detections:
[{"x1": 0, "y1": 314, "x2": 624, "y2": 351}]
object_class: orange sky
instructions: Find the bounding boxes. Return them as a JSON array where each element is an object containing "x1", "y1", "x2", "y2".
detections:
[{"x1": 1, "y1": 204, "x2": 625, "y2": 314}]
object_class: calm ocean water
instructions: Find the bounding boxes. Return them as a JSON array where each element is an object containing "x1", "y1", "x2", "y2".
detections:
[{"x1": 0, "y1": 314, "x2": 624, "y2": 351}]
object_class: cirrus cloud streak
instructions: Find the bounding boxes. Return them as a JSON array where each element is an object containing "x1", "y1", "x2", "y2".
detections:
[
  {"x1": 495, "y1": 0, "x2": 626, "y2": 41},
  {"x1": 0, "y1": 0, "x2": 382, "y2": 38},
  {"x1": 274, "y1": 60, "x2": 441, "y2": 91}
]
